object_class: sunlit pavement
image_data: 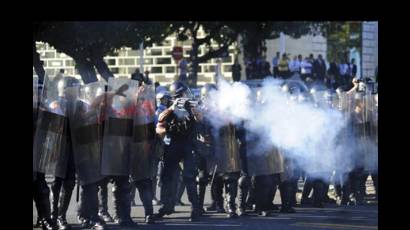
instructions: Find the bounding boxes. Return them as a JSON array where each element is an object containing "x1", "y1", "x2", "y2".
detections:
[{"x1": 33, "y1": 177, "x2": 378, "y2": 230}]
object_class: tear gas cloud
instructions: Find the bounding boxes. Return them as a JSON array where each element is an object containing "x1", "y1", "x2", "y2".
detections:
[{"x1": 203, "y1": 77, "x2": 377, "y2": 182}]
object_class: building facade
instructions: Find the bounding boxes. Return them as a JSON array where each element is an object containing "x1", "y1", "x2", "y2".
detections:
[
  {"x1": 361, "y1": 21, "x2": 378, "y2": 80},
  {"x1": 34, "y1": 28, "x2": 236, "y2": 86}
]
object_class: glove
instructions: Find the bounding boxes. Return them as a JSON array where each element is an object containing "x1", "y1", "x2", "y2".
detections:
[{"x1": 170, "y1": 98, "x2": 181, "y2": 111}]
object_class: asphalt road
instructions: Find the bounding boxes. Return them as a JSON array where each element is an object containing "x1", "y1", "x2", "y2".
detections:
[{"x1": 33, "y1": 179, "x2": 378, "y2": 230}]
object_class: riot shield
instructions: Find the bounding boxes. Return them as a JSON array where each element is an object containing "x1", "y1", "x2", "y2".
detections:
[
  {"x1": 69, "y1": 82, "x2": 106, "y2": 185},
  {"x1": 246, "y1": 132, "x2": 276, "y2": 176},
  {"x1": 213, "y1": 123, "x2": 241, "y2": 173},
  {"x1": 101, "y1": 77, "x2": 138, "y2": 176},
  {"x1": 33, "y1": 76, "x2": 39, "y2": 137},
  {"x1": 363, "y1": 92, "x2": 378, "y2": 172},
  {"x1": 129, "y1": 83, "x2": 157, "y2": 181},
  {"x1": 33, "y1": 76, "x2": 72, "y2": 178}
]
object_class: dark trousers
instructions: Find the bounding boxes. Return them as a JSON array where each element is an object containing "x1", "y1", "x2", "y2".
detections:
[
  {"x1": 159, "y1": 141, "x2": 198, "y2": 213},
  {"x1": 33, "y1": 172, "x2": 52, "y2": 221},
  {"x1": 111, "y1": 176, "x2": 132, "y2": 220},
  {"x1": 78, "y1": 180, "x2": 100, "y2": 222},
  {"x1": 131, "y1": 179, "x2": 154, "y2": 217},
  {"x1": 255, "y1": 174, "x2": 280, "y2": 212},
  {"x1": 51, "y1": 153, "x2": 76, "y2": 220},
  {"x1": 97, "y1": 177, "x2": 110, "y2": 215}
]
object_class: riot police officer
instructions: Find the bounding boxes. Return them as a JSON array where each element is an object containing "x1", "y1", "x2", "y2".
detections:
[
  {"x1": 33, "y1": 78, "x2": 56, "y2": 230},
  {"x1": 195, "y1": 84, "x2": 217, "y2": 214},
  {"x1": 49, "y1": 77, "x2": 78, "y2": 230},
  {"x1": 155, "y1": 81, "x2": 201, "y2": 221}
]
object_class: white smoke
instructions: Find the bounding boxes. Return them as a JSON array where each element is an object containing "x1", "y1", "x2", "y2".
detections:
[{"x1": 203, "y1": 77, "x2": 360, "y2": 182}]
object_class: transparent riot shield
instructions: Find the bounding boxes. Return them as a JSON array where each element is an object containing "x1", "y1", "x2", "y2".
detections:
[
  {"x1": 69, "y1": 82, "x2": 106, "y2": 185},
  {"x1": 101, "y1": 77, "x2": 138, "y2": 176},
  {"x1": 33, "y1": 76, "x2": 70, "y2": 178},
  {"x1": 213, "y1": 123, "x2": 241, "y2": 173},
  {"x1": 129, "y1": 83, "x2": 157, "y2": 181}
]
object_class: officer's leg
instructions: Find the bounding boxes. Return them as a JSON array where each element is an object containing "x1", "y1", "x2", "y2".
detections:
[
  {"x1": 79, "y1": 181, "x2": 105, "y2": 229},
  {"x1": 357, "y1": 170, "x2": 368, "y2": 205},
  {"x1": 135, "y1": 179, "x2": 155, "y2": 224},
  {"x1": 312, "y1": 179, "x2": 325, "y2": 208},
  {"x1": 352, "y1": 168, "x2": 365, "y2": 205},
  {"x1": 246, "y1": 176, "x2": 256, "y2": 210},
  {"x1": 57, "y1": 177, "x2": 75, "y2": 229},
  {"x1": 274, "y1": 174, "x2": 291, "y2": 213},
  {"x1": 197, "y1": 157, "x2": 208, "y2": 213},
  {"x1": 97, "y1": 178, "x2": 113, "y2": 222},
  {"x1": 301, "y1": 175, "x2": 313, "y2": 205},
  {"x1": 112, "y1": 176, "x2": 134, "y2": 226},
  {"x1": 373, "y1": 174, "x2": 378, "y2": 200},
  {"x1": 182, "y1": 145, "x2": 201, "y2": 221},
  {"x1": 157, "y1": 147, "x2": 179, "y2": 216},
  {"x1": 57, "y1": 159, "x2": 76, "y2": 229},
  {"x1": 289, "y1": 176, "x2": 299, "y2": 207},
  {"x1": 224, "y1": 172, "x2": 240, "y2": 218},
  {"x1": 50, "y1": 177, "x2": 63, "y2": 222},
  {"x1": 175, "y1": 166, "x2": 186, "y2": 205},
  {"x1": 34, "y1": 173, "x2": 56, "y2": 230},
  {"x1": 238, "y1": 174, "x2": 250, "y2": 216},
  {"x1": 254, "y1": 175, "x2": 269, "y2": 215},
  {"x1": 213, "y1": 175, "x2": 225, "y2": 212},
  {"x1": 341, "y1": 172, "x2": 353, "y2": 205},
  {"x1": 152, "y1": 157, "x2": 160, "y2": 204}
]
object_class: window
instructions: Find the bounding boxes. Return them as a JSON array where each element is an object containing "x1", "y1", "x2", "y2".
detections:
[
  {"x1": 151, "y1": 67, "x2": 163, "y2": 74},
  {"x1": 119, "y1": 67, "x2": 128, "y2": 74},
  {"x1": 119, "y1": 58, "x2": 135, "y2": 66},
  {"x1": 221, "y1": 56, "x2": 232, "y2": 63},
  {"x1": 164, "y1": 49, "x2": 172, "y2": 55},
  {"x1": 160, "y1": 39, "x2": 172, "y2": 46},
  {"x1": 105, "y1": 59, "x2": 116, "y2": 66},
  {"x1": 203, "y1": 65, "x2": 216, "y2": 73},
  {"x1": 65, "y1": 69, "x2": 75, "y2": 75},
  {"x1": 49, "y1": 60, "x2": 63, "y2": 67},
  {"x1": 184, "y1": 49, "x2": 192, "y2": 56},
  {"x1": 45, "y1": 69, "x2": 55, "y2": 76},
  {"x1": 223, "y1": 65, "x2": 232, "y2": 72},
  {"x1": 156, "y1": 58, "x2": 172, "y2": 65},
  {"x1": 150, "y1": 49, "x2": 162, "y2": 56},
  {"x1": 144, "y1": 58, "x2": 153, "y2": 65},
  {"x1": 65, "y1": 60, "x2": 75, "y2": 67},
  {"x1": 165, "y1": 66, "x2": 175, "y2": 73},
  {"x1": 45, "y1": 51, "x2": 55, "y2": 58},
  {"x1": 110, "y1": 67, "x2": 119, "y2": 74},
  {"x1": 127, "y1": 50, "x2": 139, "y2": 56},
  {"x1": 128, "y1": 67, "x2": 137, "y2": 73}
]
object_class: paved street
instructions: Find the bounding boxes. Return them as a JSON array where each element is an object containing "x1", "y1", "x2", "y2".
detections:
[{"x1": 34, "y1": 178, "x2": 378, "y2": 230}]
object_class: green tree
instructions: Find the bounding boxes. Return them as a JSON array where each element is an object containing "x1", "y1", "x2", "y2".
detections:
[
  {"x1": 33, "y1": 21, "x2": 173, "y2": 83},
  {"x1": 169, "y1": 21, "x2": 240, "y2": 87},
  {"x1": 322, "y1": 21, "x2": 362, "y2": 63}
]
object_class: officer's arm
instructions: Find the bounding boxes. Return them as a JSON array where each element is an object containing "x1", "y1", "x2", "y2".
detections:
[{"x1": 156, "y1": 108, "x2": 173, "y2": 138}]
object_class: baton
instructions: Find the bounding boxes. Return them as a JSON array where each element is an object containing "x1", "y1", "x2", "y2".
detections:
[{"x1": 210, "y1": 165, "x2": 218, "y2": 186}]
